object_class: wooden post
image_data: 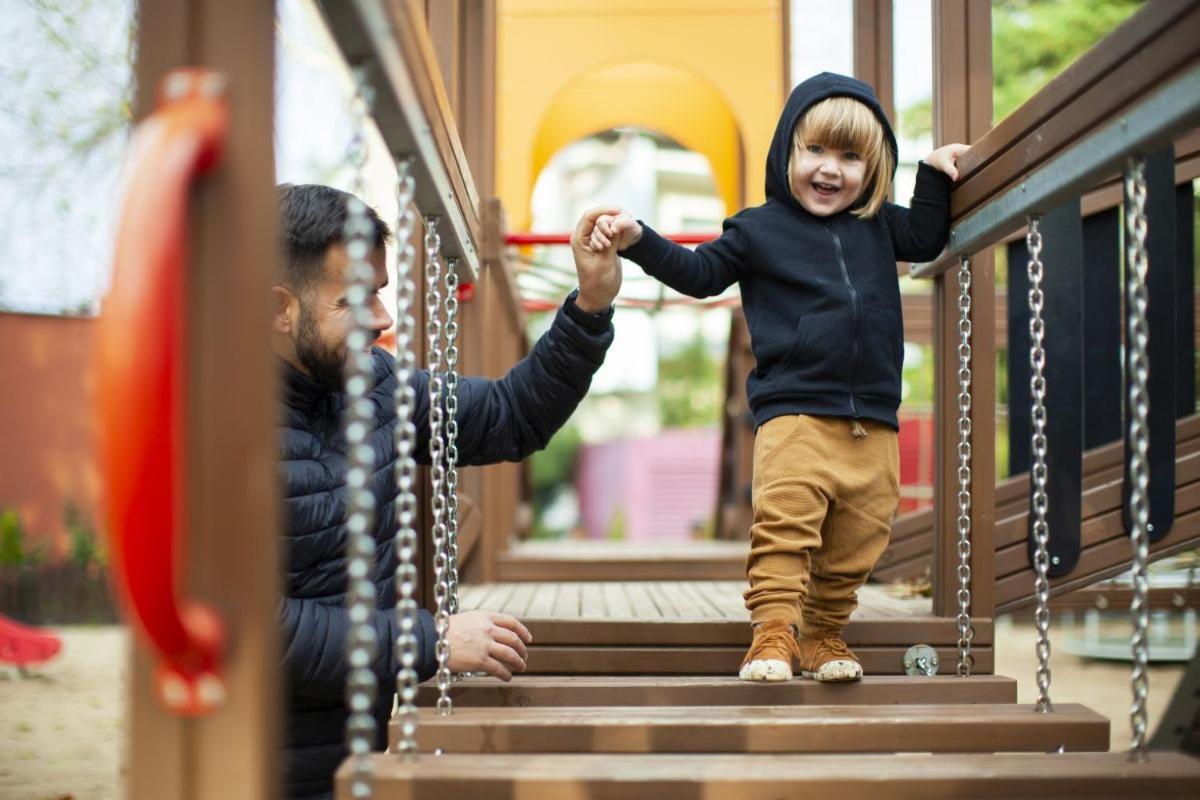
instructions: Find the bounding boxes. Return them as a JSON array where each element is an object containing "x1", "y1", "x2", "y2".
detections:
[
  {"x1": 853, "y1": 0, "x2": 895, "y2": 123},
  {"x1": 129, "y1": 1, "x2": 279, "y2": 798},
  {"x1": 458, "y1": 0, "x2": 497, "y2": 202},
  {"x1": 931, "y1": 1, "x2": 996, "y2": 629}
]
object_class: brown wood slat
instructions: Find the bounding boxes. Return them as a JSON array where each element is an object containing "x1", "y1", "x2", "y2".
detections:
[
  {"x1": 522, "y1": 646, "x2": 993, "y2": 676},
  {"x1": 521, "y1": 617, "x2": 993, "y2": 648},
  {"x1": 404, "y1": 703, "x2": 1107, "y2": 754},
  {"x1": 497, "y1": 541, "x2": 747, "y2": 582},
  {"x1": 993, "y1": 479, "x2": 1200, "y2": 577},
  {"x1": 873, "y1": 416, "x2": 1200, "y2": 583},
  {"x1": 996, "y1": 506, "x2": 1200, "y2": 612},
  {"x1": 340, "y1": 752, "x2": 1200, "y2": 800},
  {"x1": 415, "y1": 674, "x2": 1017, "y2": 708}
]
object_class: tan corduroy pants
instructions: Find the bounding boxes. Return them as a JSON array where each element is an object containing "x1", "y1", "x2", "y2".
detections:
[{"x1": 744, "y1": 413, "x2": 900, "y2": 639}]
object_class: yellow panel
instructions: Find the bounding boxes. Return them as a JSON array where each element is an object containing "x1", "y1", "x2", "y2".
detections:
[
  {"x1": 497, "y1": 0, "x2": 785, "y2": 230},
  {"x1": 531, "y1": 61, "x2": 742, "y2": 216}
]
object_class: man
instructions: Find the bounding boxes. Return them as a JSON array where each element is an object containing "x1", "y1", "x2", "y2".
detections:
[{"x1": 272, "y1": 184, "x2": 620, "y2": 799}]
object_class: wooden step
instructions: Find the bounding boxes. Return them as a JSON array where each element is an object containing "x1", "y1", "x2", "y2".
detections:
[
  {"x1": 521, "y1": 643, "x2": 994, "y2": 675},
  {"x1": 496, "y1": 540, "x2": 748, "y2": 582},
  {"x1": 417, "y1": 675, "x2": 1018, "y2": 708},
  {"x1": 339, "y1": 751, "x2": 1200, "y2": 799},
  {"x1": 398, "y1": 703, "x2": 1109, "y2": 754}
]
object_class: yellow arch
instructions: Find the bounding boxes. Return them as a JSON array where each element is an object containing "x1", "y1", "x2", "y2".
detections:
[
  {"x1": 531, "y1": 61, "x2": 742, "y2": 218},
  {"x1": 497, "y1": 0, "x2": 785, "y2": 231}
]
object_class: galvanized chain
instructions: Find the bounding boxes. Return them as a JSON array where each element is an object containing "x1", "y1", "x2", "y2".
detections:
[
  {"x1": 1027, "y1": 214, "x2": 1054, "y2": 714},
  {"x1": 425, "y1": 216, "x2": 453, "y2": 715},
  {"x1": 1124, "y1": 156, "x2": 1151, "y2": 762},
  {"x1": 342, "y1": 67, "x2": 379, "y2": 799},
  {"x1": 443, "y1": 264, "x2": 462, "y2": 615},
  {"x1": 955, "y1": 254, "x2": 975, "y2": 677},
  {"x1": 390, "y1": 156, "x2": 421, "y2": 759}
]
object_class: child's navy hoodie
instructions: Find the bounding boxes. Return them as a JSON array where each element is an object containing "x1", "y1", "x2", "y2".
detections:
[{"x1": 620, "y1": 72, "x2": 952, "y2": 431}]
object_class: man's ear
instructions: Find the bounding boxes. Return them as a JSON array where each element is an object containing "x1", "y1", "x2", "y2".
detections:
[{"x1": 271, "y1": 285, "x2": 297, "y2": 335}]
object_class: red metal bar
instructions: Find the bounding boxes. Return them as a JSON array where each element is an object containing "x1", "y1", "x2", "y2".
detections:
[
  {"x1": 96, "y1": 67, "x2": 228, "y2": 716},
  {"x1": 505, "y1": 232, "x2": 719, "y2": 246}
]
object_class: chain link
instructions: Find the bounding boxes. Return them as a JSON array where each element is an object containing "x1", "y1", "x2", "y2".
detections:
[
  {"x1": 425, "y1": 217, "x2": 454, "y2": 716},
  {"x1": 1124, "y1": 156, "x2": 1152, "y2": 762},
  {"x1": 443, "y1": 265, "x2": 462, "y2": 615},
  {"x1": 390, "y1": 157, "x2": 421, "y2": 759},
  {"x1": 342, "y1": 68, "x2": 379, "y2": 799},
  {"x1": 955, "y1": 254, "x2": 975, "y2": 677},
  {"x1": 1027, "y1": 215, "x2": 1054, "y2": 714}
]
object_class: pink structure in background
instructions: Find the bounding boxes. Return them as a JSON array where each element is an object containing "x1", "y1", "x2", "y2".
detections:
[{"x1": 576, "y1": 428, "x2": 720, "y2": 542}]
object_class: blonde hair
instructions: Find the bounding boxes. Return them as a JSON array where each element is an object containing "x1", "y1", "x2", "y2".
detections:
[{"x1": 791, "y1": 97, "x2": 894, "y2": 219}]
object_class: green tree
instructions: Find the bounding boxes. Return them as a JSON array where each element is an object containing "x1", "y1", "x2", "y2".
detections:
[
  {"x1": 658, "y1": 329, "x2": 723, "y2": 428},
  {"x1": 898, "y1": 0, "x2": 1142, "y2": 136},
  {"x1": 992, "y1": 0, "x2": 1142, "y2": 121},
  {"x1": 0, "y1": 510, "x2": 26, "y2": 566}
]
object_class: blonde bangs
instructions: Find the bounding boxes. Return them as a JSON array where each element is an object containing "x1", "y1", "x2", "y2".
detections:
[{"x1": 793, "y1": 97, "x2": 894, "y2": 218}]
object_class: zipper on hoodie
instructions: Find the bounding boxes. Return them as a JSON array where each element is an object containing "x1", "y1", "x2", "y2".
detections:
[{"x1": 825, "y1": 221, "x2": 861, "y2": 419}]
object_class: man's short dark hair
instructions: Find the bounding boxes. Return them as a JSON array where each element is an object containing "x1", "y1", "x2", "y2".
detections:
[{"x1": 276, "y1": 183, "x2": 392, "y2": 295}]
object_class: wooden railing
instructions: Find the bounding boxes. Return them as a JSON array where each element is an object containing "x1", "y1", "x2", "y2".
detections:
[{"x1": 316, "y1": 0, "x2": 529, "y2": 589}]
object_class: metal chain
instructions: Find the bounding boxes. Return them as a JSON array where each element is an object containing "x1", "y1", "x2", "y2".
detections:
[
  {"x1": 1124, "y1": 156, "x2": 1151, "y2": 762},
  {"x1": 955, "y1": 254, "x2": 975, "y2": 677},
  {"x1": 1027, "y1": 214, "x2": 1054, "y2": 714},
  {"x1": 342, "y1": 68, "x2": 379, "y2": 799},
  {"x1": 443, "y1": 264, "x2": 462, "y2": 615},
  {"x1": 425, "y1": 217, "x2": 453, "y2": 716},
  {"x1": 390, "y1": 156, "x2": 421, "y2": 759}
]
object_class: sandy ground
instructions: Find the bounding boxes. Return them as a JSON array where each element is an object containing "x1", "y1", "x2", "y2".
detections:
[
  {"x1": 0, "y1": 619, "x2": 1191, "y2": 799},
  {"x1": 0, "y1": 627, "x2": 128, "y2": 800}
]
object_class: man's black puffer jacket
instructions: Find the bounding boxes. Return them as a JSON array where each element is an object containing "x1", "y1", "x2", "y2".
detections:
[{"x1": 277, "y1": 295, "x2": 612, "y2": 800}]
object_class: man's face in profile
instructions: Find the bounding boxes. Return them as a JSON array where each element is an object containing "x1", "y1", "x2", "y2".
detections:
[{"x1": 292, "y1": 243, "x2": 392, "y2": 391}]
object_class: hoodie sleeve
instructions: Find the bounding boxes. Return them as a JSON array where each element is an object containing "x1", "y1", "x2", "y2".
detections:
[
  {"x1": 411, "y1": 294, "x2": 613, "y2": 466},
  {"x1": 883, "y1": 161, "x2": 954, "y2": 263},
  {"x1": 618, "y1": 216, "x2": 748, "y2": 298},
  {"x1": 279, "y1": 597, "x2": 438, "y2": 700}
]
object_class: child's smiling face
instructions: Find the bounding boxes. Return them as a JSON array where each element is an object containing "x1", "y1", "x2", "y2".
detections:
[{"x1": 789, "y1": 141, "x2": 867, "y2": 217}]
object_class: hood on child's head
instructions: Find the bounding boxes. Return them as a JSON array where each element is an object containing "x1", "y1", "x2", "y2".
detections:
[{"x1": 765, "y1": 72, "x2": 899, "y2": 212}]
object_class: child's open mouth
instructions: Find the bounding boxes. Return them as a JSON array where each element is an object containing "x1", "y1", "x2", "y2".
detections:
[{"x1": 812, "y1": 181, "x2": 840, "y2": 198}]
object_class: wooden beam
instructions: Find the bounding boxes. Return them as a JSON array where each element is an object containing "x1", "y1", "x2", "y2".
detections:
[
  {"x1": 931, "y1": 1, "x2": 996, "y2": 632},
  {"x1": 853, "y1": 0, "x2": 895, "y2": 124},
  {"x1": 407, "y1": 703, "x2": 1108, "y2": 755},
  {"x1": 416, "y1": 674, "x2": 1018, "y2": 708},
  {"x1": 341, "y1": 751, "x2": 1200, "y2": 799},
  {"x1": 128, "y1": 2, "x2": 279, "y2": 799}
]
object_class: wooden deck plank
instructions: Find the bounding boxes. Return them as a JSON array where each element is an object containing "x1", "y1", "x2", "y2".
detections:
[
  {"x1": 523, "y1": 582, "x2": 558, "y2": 618},
  {"x1": 645, "y1": 583, "x2": 684, "y2": 618},
  {"x1": 580, "y1": 583, "x2": 607, "y2": 618},
  {"x1": 506, "y1": 582, "x2": 538, "y2": 618},
  {"x1": 554, "y1": 583, "x2": 581, "y2": 618},
  {"x1": 601, "y1": 582, "x2": 634, "y2": 618},
  {"x1": 415, "y1": 675, "x2": 1019, "y2": 708},
  {"x1": 405, "y1": 703, "x2": 1109, "y2": 754},
  {"x1": 625, "y1": 582, "x2": 664, "y2": 619},
  {"x1": 341, "y1": 752, "x2": 1200, "y2": 799}
]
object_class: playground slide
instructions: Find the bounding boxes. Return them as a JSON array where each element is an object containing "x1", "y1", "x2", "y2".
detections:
[{"x1": 0, "y1": 612, "x2": 62, "y2": 670}]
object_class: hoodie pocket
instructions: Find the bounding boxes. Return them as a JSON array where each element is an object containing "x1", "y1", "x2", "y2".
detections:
[
  {"x1": 780, "y1": 303, "x2": 854, "y2": 386},
  {"x1": 856, "y1": 302, "x2": 903, "y2": 401}
]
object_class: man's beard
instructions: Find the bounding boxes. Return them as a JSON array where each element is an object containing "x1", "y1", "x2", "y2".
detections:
[{"x1": 295, "y1": 306, "x2": 345, "y2": 392}]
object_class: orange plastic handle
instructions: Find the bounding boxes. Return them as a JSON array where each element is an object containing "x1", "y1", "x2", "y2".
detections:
[{"x1": 97, "y1": 68, "x2": 229, "y2": 716}]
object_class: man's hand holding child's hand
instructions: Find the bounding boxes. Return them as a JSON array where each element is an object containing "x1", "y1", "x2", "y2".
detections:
[
  {"x1": 923, "y1": 143, "x2": 970, "y2": 181},
  {"x1": 588, "y1": 212, "x2": 643, "y2": 252}
]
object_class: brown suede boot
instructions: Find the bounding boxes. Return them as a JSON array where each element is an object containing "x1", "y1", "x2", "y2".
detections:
[
  {"x1": 738, "y1": 620, "x2": 801, "y2": 682},
  {"x1": 796, "y1": 634, "x2": 863, "y2": 682}
]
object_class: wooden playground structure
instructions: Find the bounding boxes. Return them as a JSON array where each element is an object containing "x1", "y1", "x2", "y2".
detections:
[{"x1": 102, "y1": 1, "x2": 1200, "y2": 797}]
